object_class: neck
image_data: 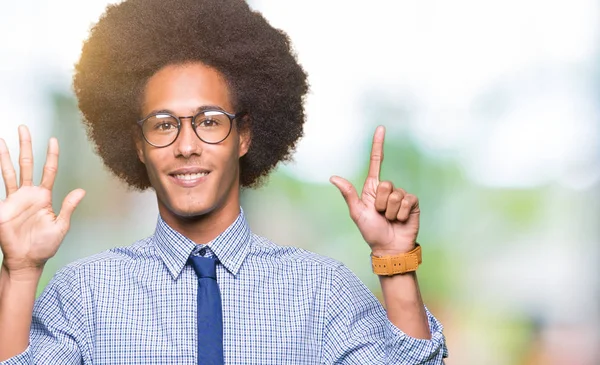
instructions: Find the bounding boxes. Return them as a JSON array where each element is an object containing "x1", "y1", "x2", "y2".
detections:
[{"x1": 158, "y1": 198, "x2": 241, "y2": 244}]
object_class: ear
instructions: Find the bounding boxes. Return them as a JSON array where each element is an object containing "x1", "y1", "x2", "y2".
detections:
[
  {"x1": 133, "y1": 128, "x2": 146, "y2": 164},
  {"x1": 238, "y1": 116, "x2": 252, "y2": 158}
]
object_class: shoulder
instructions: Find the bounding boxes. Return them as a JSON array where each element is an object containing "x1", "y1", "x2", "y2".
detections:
[
  {"x1": 53, "y1": 236, "x2": 155, "y2": 279},
  {"x1": 249, "y1": 233, "x2": 345, "y2": 272},
  {"x1": 249, "y1": 235, "x2": 380, "y2": 306}
]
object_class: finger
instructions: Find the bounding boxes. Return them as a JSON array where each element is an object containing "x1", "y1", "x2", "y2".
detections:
[
  {"x1": 367, "y1": 126, "x2": 385, "y2": 181},
  {"x1": 374, "y1": 181, "x2": 393, "y2": 212},
  {"x1": 40, "y1": 138, "x2": 59, "y2": 191},
  {"x1": 0, "y1": 138, "x2": 18, "y2": 196},
  {"x1": 397, "y1": 193, "x2": 419, "y2": 222},
  {"x1": 56, "y1": 189, "x2": 86, "y2": 231},
  {"x1": 330, "y1": 176, "x2": 362, "y2": 220},
  {"x1": 385, "y1": 189, "x2": 405, "y2": 221},
  {"x1": 18, "y1": 125, "x2": 34, "y2": 187}
]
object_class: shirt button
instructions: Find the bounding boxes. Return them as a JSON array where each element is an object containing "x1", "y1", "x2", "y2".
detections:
[{"x1": 199, "y1": 248, "x2": 207, "y2": 256}]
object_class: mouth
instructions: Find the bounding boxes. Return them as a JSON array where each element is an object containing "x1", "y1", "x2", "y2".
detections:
[
  {"x1": 172, "y1": 172, "x2": 209, "y2": 181},
  {"x1": 168, "y1": 168, "x2": 211, "y2": 187}
]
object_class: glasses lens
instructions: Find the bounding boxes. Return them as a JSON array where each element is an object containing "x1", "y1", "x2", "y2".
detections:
[
  {"x1": 194, "y1": 111, "x2": 232, "y2": 143},
  {"x1": 142, "y1": 114, "x2": 179, "y2": 147}
]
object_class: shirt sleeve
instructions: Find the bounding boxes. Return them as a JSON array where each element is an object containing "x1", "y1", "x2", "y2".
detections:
[
  {"x1": 322, "y1": 264, "x2": 448, "y2": 365},
  {"x1": 0, "y1": 266, "x2": 87, "y2": 365}
]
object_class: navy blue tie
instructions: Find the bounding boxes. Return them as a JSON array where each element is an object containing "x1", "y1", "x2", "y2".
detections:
[{"x1": 189, "y1": 255, "x2": 224, "y2": 365}]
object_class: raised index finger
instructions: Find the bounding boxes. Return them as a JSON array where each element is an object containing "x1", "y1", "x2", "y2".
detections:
[{"x1": 367, "y1": 125, "x2": 385, "y2": 180}]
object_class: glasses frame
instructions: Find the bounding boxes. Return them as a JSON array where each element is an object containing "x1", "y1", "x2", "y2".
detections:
[{"x1": 136, "y1": 109, "x2": 246, "y2": 148}]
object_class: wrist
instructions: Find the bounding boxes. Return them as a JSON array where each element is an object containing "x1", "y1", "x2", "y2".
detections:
[
  {"x1": 371, "y1": 242, "x2": 417, "y2": 257},
  {"x1": 1, "y1": 262, "x2": 44, "y2": 284}
]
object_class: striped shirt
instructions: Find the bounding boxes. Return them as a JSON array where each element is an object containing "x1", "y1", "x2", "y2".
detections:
[{"x1": 3, "y1": 210, "x2": 448, "y2": 364}]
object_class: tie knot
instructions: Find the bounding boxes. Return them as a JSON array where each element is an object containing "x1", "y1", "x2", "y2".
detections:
[{"x1": 189, "y1": 255, "x2": 218, "y2": 279}]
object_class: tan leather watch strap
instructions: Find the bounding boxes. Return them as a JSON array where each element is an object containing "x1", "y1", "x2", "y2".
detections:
[{"x1": 370, "y1": 244, "x2": 422, "y2": 276}]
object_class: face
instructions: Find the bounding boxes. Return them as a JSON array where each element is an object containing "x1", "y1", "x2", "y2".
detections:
[{"x1": 135, "y1": 62, "x2": 250, "y2": 225}]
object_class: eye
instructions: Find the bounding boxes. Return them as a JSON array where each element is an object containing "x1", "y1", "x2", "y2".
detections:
[
  {"x1": 197, "y1": 118, "x2": 221, "y2": 128},
  {"x1": 155, "y1": 122, "x2": 177, "y2": 131},
  {"x1": 148, "y1": 114, "x2": 178, "y2": 132}
]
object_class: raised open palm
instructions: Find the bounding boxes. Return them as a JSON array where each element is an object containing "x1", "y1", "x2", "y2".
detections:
[
  {"x1": 0, "y1": 126, "x2": 85, "y2": 272},
  {"x1": 330, "y1": 126, "x2": 420, "y2": 255}
]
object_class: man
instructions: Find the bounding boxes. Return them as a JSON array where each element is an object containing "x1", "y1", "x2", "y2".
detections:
[{"x1": 0, "y1": 0, "x2": 448, "y2": 363}]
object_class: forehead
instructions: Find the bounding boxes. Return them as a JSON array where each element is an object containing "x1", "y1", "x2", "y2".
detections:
[{"x1": 142, "y1": 62, "x2": 233, "y2": 115}]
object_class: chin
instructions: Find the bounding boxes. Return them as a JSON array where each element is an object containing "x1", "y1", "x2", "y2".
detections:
[
  {"x1": 155, "y1": 178, "x2": 234, "y2": 221},
  {"x1": 169, "y1": 203, "x2": 216, "y2": 219},
  {"x1": 155, "y1": 190, "x2": 215, "y2": 218}
]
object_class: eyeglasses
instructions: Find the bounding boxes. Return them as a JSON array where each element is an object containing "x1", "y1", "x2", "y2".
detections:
[{"x1": 137, "y1": 109, "x2": 245, "y2": 148}]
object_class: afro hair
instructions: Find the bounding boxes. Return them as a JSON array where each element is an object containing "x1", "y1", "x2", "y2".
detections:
[{"x1": 73, "y1": 0, "x2": 309, "y2": 190}]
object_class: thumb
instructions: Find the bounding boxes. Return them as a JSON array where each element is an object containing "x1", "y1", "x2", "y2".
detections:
[
  {"x1": 56, "y1": 189, "x2": 86, "y2": 231},
  {"x1": 330, "y1": 176, "x2": 362, "y2": 218}
]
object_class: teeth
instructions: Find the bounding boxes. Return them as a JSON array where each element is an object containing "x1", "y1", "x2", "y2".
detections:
[{"x1": 174, "y1": 172, "x2": 208, "y2": 181}]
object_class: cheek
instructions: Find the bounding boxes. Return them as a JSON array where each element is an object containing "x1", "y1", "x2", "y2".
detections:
[
  {"x1": 141, "y1": 150, "x2": 165, "y2": 179},
  {"x1": 212, "y1": 145, "x2": 241, "y2": 182},
  {"x1": 226, "y1": 144, "x2": 242, "y2": 171}
]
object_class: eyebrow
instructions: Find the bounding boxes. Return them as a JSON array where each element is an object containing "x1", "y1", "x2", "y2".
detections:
[{"x1": 144, "y1": 105, "x2": 226, "y2": 117}]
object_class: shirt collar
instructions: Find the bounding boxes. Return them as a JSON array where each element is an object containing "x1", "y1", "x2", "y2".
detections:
[{"x1": 153, "y1": 208, "x2": 252, "y2": 280}]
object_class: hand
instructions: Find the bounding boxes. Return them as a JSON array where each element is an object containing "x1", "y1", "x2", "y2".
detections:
[
  {"x1": 330, "y1": 126, "x2": 419, "y2": 256},
  {"x1": 0, "y1": 126, "x2": 85, "y2": 275}
]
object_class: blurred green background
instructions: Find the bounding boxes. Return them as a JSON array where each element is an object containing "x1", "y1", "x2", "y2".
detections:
[{"x1": 1, "y1": 0, "x2": 599, "y2": 364}]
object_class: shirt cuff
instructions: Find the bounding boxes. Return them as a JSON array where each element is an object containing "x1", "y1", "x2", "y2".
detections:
[
  {"x1": 384, "y1": 306, "x2": 449, "y2": 364},
  {"x1": 0, "y1": 345, "x2": 32, "y2": 365}
]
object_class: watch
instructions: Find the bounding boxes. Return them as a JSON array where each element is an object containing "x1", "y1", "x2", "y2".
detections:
[{"x1": 370, "y1": 244, "x2": 422, "y2": 276}]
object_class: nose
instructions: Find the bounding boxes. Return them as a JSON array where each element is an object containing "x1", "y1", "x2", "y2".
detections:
[{"x1": 173, "y1": 117, "x2": 202, "y2": 158}]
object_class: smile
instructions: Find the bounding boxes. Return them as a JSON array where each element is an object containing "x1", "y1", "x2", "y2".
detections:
[
  {"x1": 173, "y1": 172, "x2": 209, "y2": 181},
  {"x1": 169, "y1": 169, "x2": 211, "y2": 188}
]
